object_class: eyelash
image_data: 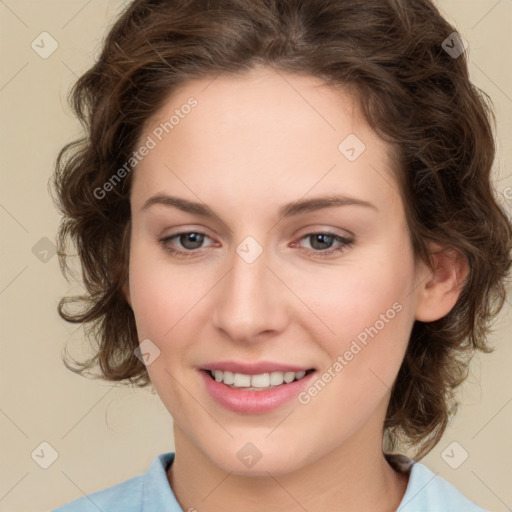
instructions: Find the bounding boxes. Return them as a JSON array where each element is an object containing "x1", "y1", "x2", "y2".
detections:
[{"x1": 158, "y1": 231, "x2": 354, "y2": 259}]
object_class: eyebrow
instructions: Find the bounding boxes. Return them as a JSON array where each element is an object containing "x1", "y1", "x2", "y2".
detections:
[{"x1": 141, "y1": 193, "x2": 378, "y2": 220}]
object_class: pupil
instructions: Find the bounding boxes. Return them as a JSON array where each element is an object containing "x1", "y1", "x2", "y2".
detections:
[
  {"x1": 181, "y1": 233, "x2": 204, "y2": 249},
  {"x1": 311, "y1": 234, "x2": 332, "y2": 250}
]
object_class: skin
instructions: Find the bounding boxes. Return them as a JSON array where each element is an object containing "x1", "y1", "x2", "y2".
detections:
[{"x1": 123, "y1": 66, "x2": 468, "y2": 512}]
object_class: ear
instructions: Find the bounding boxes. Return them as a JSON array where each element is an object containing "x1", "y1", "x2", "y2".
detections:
[{"x1": 414, "y1": 241, "x2": 469, "y2": 322}]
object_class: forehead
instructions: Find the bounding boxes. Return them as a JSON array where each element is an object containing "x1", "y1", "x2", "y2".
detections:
[{"x1": 131, "y1": 66, "x2": 402, "y2": 218}]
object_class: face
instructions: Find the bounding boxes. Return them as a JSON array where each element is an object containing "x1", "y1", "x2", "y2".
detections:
[{"x1": 125, "y1": 66, "x2": 427, "y2": 476}]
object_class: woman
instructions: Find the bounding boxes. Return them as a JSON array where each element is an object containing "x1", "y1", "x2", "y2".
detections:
[{"x1": 51, "y1": 0, "x2": 511, "y2": 510}]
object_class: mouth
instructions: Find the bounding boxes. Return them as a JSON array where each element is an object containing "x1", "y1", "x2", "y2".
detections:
[
  {"x1": 199, "y1": 364, "x2": 318, "y2": 414},
  {"x1": 201, "y1": 368, "x2": 316, "y2": 391}
]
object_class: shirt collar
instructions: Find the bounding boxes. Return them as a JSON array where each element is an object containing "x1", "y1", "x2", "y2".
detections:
[
  {"x1": 142, "y1": 452, "x2": 183, "y2": 512},
  {"x1": 142, "y1": 452, "x2": 443, "y2": 512}
]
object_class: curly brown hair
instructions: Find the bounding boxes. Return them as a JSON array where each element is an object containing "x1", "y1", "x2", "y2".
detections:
[{"x1": 50, "y1": 0, "x2": 512, "y2": 461}]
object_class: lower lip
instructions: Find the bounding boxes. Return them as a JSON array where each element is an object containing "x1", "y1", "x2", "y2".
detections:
[{"x1": 199, "y1": 369, "x2": 316, "y2": 414}]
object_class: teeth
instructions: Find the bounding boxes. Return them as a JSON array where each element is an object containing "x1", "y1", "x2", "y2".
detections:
[
  {"x1": 251, "y1": 373, "x2": 270, "y2": 387},
  {"x1": 283, "y1": 371, "x2": 296, "y2": 383},
  {"x1": 222, "y1": 371, "x2": 234, "y2": 385},
  {"x1": 270, "y1": 371, "x2": 285, "y2": 385},
  {"x1": 233, "y1": 373, "x2": 251, "y2": 387},
  {"x1": 210, "y1": 369, "x2": 309, "y2": 389}
]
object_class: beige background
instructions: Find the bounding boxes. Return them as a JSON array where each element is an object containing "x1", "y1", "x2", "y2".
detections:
[{"x1": 0, "y1": 1, "x2": 511, "y2": 511}]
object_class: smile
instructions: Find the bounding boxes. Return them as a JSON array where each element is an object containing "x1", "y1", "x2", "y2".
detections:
[
  {"x1": 208, "y1": 369, "x2": 314, "y2": 390},
  {"x1": 199, "y1": 368, "x2": 317, "y2": 414}
]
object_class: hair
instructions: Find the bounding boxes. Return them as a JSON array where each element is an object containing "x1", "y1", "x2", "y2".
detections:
[{"x1": 51, "y1": 0, "x2": 512, "y2": 462}]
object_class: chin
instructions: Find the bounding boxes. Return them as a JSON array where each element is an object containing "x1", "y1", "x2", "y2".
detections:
[{"x1": 200, "y1": 436, "x2": 306, "y2": 477}]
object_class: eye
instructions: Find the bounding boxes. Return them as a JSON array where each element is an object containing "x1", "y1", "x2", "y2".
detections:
[
  {"x1": 159, "y1": 231, "x2": 214, "y2": 258},
  {"x1": 293, "y1": 232, "x2": 354, "y2": 258},
  {"x1": 158, "y1": 230, "x2": 354, "y2": 259}
]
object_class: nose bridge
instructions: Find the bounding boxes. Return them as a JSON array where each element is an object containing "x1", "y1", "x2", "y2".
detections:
[{"x1": 212, "y1": 239, "x2": 286, "y2": 341}]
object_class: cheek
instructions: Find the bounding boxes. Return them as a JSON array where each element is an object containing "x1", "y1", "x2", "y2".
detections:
[
  {"x1": 128, "y1": 242, "x2": 192, "y2": 347},
  {"x1": 127, "y1": 248, "x2": 201, "y2": 401},
  {"x1": 301, "y1": 250, "x2": 414, "y2": 378}
]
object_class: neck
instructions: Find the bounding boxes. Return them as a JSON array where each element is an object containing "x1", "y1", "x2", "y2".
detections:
[{"x1": 167, "y1": 424, "x2": 410, "y2": 512}]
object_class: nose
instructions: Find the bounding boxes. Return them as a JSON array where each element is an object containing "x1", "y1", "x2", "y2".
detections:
[{"x1": 211, "y1": 244, "x2": 289, "y2": 344}]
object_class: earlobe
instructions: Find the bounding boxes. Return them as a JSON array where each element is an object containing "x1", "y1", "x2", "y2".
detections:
[{"x1": 414, "y1": 242, "x2": 469, "y2": 322}]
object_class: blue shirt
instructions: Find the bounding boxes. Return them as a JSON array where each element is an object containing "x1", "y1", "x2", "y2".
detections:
[{"x1": 52, "y1": 452, "x2": 489, "y2": 511}]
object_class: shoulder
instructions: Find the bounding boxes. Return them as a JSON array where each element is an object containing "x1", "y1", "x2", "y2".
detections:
[
  {"x1": 51, "y1": 473, "x2": 143, "y2": 512},
  {"x1": 397, "y1": 459, "x2": 490, "y2": 512},
  {"x1": 51, "y1": 452, "x2": 178, "y2": 512}
]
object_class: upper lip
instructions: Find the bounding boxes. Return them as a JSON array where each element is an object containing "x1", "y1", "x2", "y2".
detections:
[{"x1": 200, "y1": 361, "x2": 315, "y2": 375}]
